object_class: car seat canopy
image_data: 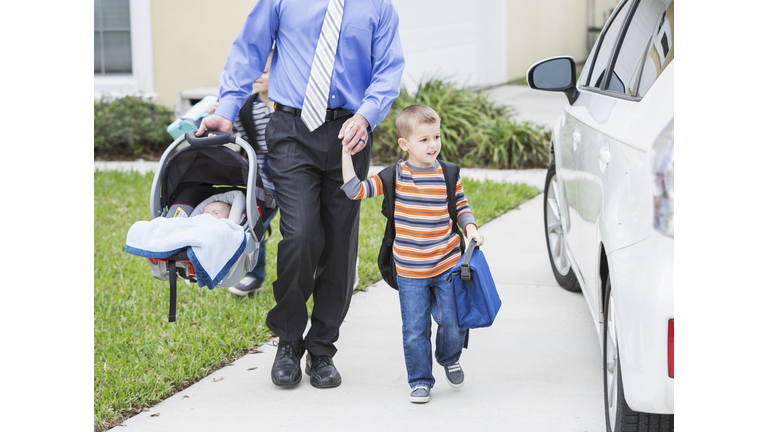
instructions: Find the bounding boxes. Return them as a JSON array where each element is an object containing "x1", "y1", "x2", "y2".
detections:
[{"x1": 161, "y1": 146, "x2": 249, "y2": 210}]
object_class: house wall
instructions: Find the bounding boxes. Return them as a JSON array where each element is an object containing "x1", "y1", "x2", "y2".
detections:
[
  {"x1": 143, "y1": 0, "x2": 618, "y2": 110},
  {"x1": 505, "y1": 0, "x2": 618, "y2": 82},
  {"x1": 391, "y1": 0, "x2": 507, "y2": 93},
  {"x1": 150, "y1": 0, "x2": 256, "y2": 110}
]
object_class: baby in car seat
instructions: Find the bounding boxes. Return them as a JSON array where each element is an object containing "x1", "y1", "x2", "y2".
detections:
[
  {"x1": 188, "y1": 190, "x2": 245, "y2": 224},
  {"x1": 203, "y1": 201, "x2": 232, "y2": 220}
]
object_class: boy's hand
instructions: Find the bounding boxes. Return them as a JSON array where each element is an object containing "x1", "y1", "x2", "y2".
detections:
[
  {"x1": 465, "y1": 223, "x2": 484, "y2": 246},
  {"x1": 338, "y1": 114, "x2": 370, "y2": 155}
]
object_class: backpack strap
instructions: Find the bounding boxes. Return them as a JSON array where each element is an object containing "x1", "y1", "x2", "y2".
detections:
[
  {"x1": 377, "y1": 165, "x2": 398, "y2": 289},
  {"x1": 378, "y1": 165, "x2": 397, "y2": 221},
  {"x1": 439, "y1": 160, "x2": 465, "y2": 254},
  {"x1": 238, "y1": 92, "x2": 260, "y2": 146}
]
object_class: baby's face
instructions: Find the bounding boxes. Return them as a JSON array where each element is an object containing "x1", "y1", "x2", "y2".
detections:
[{"x1": 203, "y1": 201, "x2": 231, "y2": 219}]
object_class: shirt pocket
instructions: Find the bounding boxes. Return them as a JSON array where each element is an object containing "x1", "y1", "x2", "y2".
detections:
[{"x1": 341, "y1": 24, "x2": 373, "y2": 65}]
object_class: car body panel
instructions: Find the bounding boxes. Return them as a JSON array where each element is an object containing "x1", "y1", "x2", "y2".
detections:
[
  {"x1": 571, "y1": 65, "x2": 673, "y2": 416},
  {"x1": 577, "y1": 61, "x2": 674, "y2": 153},
  {"x1": 529, "y1": 0, "x2": 674, "y2": 419},
  {"x1": 607, "y1": 230, "x2": 674, "y2": 414},
  {"x1": 602, "y1": 138, "x2": 652, "y2": 255}
]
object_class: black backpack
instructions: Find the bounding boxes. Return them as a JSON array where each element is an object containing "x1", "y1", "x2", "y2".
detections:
[
  {"x1": 237, "y1": 92, "x2": 269, "y2": 146},
  {"x1": 377, "y1": 160, "x2": 466, "y2": 290}
]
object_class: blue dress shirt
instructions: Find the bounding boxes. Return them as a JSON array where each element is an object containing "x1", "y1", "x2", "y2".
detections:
[{"x1": 215, "y1": 0, "x2": 405, "y2": 131}]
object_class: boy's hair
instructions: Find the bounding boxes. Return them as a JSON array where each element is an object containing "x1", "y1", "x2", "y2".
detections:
[{"x1": 395, "y1": 104, "x2": 440, "y2": 139}]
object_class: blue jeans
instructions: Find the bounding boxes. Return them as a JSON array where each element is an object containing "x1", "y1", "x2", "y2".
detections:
[
  {"x1": 247, "y1": 187, "x2": 278, "y2": 284},
  {"x1": 397, "y1": 272, "x2": 467, "y2": 389}
]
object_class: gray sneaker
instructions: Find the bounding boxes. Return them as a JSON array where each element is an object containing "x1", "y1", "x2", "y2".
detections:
[
  {"x1": 409, "y1": 386, "x2": 430, "y2": 403},
  {"x1": 444, "y1": 361, "x2": 464, "y2": 388},
  {"x1": 228, "y1": 276, "x2": 263, "y2": 296}
]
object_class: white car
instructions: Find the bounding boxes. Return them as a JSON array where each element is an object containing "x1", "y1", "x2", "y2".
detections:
[{"x1": 527, "y1": 0, "x2": 674, "y2": 431}]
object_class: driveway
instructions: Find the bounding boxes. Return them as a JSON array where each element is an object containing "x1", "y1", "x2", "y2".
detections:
[{"x1": 109, "y1": 191, "x2": 605, "y2": 432}]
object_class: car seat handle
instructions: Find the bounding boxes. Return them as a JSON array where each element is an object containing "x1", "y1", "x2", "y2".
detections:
[{"x1": 185, "y1": 130, "x2": 237, "y2": 147}]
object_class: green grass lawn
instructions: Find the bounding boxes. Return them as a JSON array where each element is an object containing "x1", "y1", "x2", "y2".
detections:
[{"x1": 94, "y1": 170, "x2": 539, "y2": 431}]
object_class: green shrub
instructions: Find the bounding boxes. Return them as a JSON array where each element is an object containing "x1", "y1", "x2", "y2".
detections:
[
  {"x1": 373, "y1": 77, "x2": 550, "y2": 169},
  {"x1": 94, "y1": 95, "x2": 175, "y2": 157}
]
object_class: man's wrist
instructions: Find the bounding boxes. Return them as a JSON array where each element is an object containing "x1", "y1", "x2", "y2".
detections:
[
  {"x1": 213, "y1": 99, "x2": 239, "y2": 123},
  {"x1": 355, "y1": 104, "x2": 377, "y2": 132}
]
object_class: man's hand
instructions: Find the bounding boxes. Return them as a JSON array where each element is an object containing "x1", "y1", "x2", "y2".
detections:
[
  {"x1": 196, "y1": 114, "x2": 233, "y2": 136},
  {"x1": 465, "y1": 224, "x2": 485, "y2": 246},
  {"x1": 338, "y1": 114, "x2": 370, "y2": 155}
]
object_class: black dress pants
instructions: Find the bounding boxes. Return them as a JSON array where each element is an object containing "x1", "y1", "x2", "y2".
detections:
[{"x1": 264, "y1": 109, "x2": 371, "y2": 357}]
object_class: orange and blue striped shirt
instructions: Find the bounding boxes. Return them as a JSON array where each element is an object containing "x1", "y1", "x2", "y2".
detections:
[{"x1": 342, "y1": 160, "x2": 476, "y2": 279}]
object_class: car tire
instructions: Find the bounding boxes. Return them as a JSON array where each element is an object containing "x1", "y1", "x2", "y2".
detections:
[
  {"x1": 543, "y1": 162, "x2": 580, "y2": 292},
  {"x1": 603, "y1": 276, "x2": 674, "y2": 432}
]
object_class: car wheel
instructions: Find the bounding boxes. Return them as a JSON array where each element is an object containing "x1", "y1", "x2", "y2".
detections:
[
  {"x1": 543, "y1": 162, "x2": 580, "y2": 292},
  {"x1": 603, "y1": 276, "x2": 674, "y2": 431}
]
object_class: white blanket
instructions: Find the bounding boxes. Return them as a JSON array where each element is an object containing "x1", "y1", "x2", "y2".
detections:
[{"x1": 126, "y1": 214, "x2": 246, "y2": 289}]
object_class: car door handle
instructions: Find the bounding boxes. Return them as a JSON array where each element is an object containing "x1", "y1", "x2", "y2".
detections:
[
  {"x1": 573, "y1": 131, "x2": 581, "y2": 151},
  {"x1": 599, "y1": 149, "x2": 611, "y2": 164}
]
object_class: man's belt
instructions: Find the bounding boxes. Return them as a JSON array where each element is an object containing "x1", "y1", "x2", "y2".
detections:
[{"x1": 274, "y1": 102, "x2": 353, "y2": 122}]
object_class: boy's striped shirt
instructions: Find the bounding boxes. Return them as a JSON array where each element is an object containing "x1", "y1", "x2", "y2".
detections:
[
  {"x1": 232, "y1": 95, "x2": 274, "y2": 190},
  {"x1": 342, "y1": 160, "x2": 476, "y2": 279}
]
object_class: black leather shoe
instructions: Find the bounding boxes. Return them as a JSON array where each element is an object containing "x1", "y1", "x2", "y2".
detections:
[
  {"x1": 271, "y1": 339, "x2": 304, "y2": 387},
  {"x1": 305, "y1": 353, "x2": 342, "y2": 388}
]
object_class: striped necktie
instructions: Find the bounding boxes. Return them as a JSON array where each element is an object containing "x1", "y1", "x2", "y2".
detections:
[{"x1": 301, "y1": 0, "x2": 345, "y2": 132}]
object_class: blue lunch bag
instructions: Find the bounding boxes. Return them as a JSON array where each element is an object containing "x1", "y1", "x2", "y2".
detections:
[{"x1": 450, "y1": 239, "x2": 501, "y2": 329}]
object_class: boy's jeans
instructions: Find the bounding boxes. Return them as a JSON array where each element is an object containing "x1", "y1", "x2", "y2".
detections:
[
  {"x1": 247, "y1": 187, "x2": 278, "y2": 284},
  {"x1": 397, "y1": 272, "x2": 467, "y2": 389}
]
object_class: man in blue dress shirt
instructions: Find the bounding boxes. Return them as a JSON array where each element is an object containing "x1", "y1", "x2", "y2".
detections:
[{"x1": 196, "y1": 0, "x2": 404, "y2": 389}]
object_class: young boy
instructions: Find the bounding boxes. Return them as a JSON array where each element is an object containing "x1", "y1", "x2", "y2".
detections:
[
  {"x1": 227, "y1": 50, "x2": 279, "y2": 296},
  {"x1": 340, "y1": 104, "x2": 484, "y2": 403}
]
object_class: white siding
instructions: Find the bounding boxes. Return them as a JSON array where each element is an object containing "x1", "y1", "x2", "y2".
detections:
[{"x1": 392, "y1": 0, "x2": 507, "y2": 93}]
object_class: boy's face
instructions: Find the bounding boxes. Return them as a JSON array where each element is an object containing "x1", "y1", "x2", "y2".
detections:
[
  {"x1": 252, "y1": 61, "x2": 270, "y2": 94},
  {"x1": 204, "y1": 201, "x2": 231, "y2": 220},
  {"x1": 398, "y1": 121, "x2": 441, "y2": 168}
]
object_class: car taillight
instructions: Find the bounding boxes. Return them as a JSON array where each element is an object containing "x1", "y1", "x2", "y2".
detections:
[
  {"x1": 668, "y1": 319, "x2": 674, "y2": 378},
  {"x1": 652, "y1": 121, "x2": 674, "y2": 237}
]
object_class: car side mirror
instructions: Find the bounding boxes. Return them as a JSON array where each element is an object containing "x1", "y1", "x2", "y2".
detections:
[{"x1": 527, "y1": 56, "x2": 580, "y2": 105}]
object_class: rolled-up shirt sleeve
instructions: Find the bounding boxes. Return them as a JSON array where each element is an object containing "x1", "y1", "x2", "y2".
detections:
[{"x1": 355, "y1": 1, "x2": 405, "y2": 132}]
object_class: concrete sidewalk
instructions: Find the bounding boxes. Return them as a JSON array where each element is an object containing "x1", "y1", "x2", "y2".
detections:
[{"x1": 107, "y1": 193, "x2": 604, "y2": 432}]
